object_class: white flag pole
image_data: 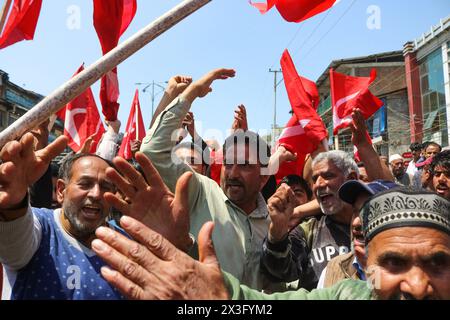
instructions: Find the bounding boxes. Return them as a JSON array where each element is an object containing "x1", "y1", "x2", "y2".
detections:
[
  {"x1": 0, "y1": 0, "x2": 12, "y2": 36},
  {"x1": 0, "y1": 0, "x2": 211, "y2": 147}
]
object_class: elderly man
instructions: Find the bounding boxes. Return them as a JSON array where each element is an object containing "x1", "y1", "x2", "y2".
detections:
[
  {"x1": 317, "y1": 179, "x2": 398, "y2": 288},
  {"x1": 92, "y1": 187, "x2": 450, "y2": 300},
  {"x1": 261, "y1": 150, "x2": 358, "y2": 290},
  {"x1": 0, "y1": 133, "x2": 129, "y2": 300},
  {"x1": 139, "y1": 68, "x2": 289, "y2": 291},
  {"x1": 389, "y1": 154, "x2": 412, "y2": 187}
]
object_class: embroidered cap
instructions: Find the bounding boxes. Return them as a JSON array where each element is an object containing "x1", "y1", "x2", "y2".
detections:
[{"x1": 361, "y1": 188, "x2": 450, "y2": 242}]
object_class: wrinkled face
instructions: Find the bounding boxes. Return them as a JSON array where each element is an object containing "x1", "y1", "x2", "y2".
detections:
[
  {"x1": 220, "y1": 144, "x2": 266, "y2": 209},
  {"x1": 432, "y1": 165, "x2": 450, "y2": 200},
  {"x1": 312, "y1": 160, "x2": 347, "y2": 216},
  {"x1": 390, "y1": 159, "x2": 404, "y2": 177},
  {"x1": 425, "y1": 145, "x2": 440, "y2": 159},
  {"x1": 57, "y1": 157, "x2": 115, "y2": 238},
  {"x1": 367, "y1": 227, "x2": 450, "y2": 300},
  {"x1": 289, "y1": 183, "x2": 309, "y2": 206},
  {"x1": 174, "y1": 147, "x2": 205, "y2": 175}
]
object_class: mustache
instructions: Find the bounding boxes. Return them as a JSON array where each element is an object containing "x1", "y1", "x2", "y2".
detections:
[
  {"x1": 316, "y1": 188, "x2": 335, "y2": 197},
  {"x1": 226, "y1": 179, "x2": 244, "y2": 187}
]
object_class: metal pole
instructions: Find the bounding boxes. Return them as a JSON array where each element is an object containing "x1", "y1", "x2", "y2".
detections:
[
  {"x1": 0, "y1": 0, "x2": 12, "y2": 36},
  {"x1": 0, "y1": 0, "x2": 212, "y2": 147},
  {"x1": 269, "y1": 68, "x2": 281, "y2": 147}
]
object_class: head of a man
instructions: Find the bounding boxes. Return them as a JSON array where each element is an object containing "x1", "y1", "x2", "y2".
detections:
[
  {"x1": 311, "y1": 151, "x2": 359, "y2": 220},
  {"x1": 173, "y1": 142, "x2": 207, "y2": 175},
  {"x1": 57, "y1": 154, "x2": 116, "y2": 238},
  {"x1": 389, "y1": 154, "x2": 405, "y2": 178},
  {"x1": 410, "y1": 142, "x2": 423, "y2": 162},
  {"x1": 339, "y1": 180, "x2": 399, "y2": 269},
  {"x1": 424, "y1": 142, "x2": 442, "y2": 159},
  {"x1": 361, "y1": 189, "x2": 450, "y2": 300},
  {"x1": 220, "y1": 130, "x2": 270, "y2": 214},
  {"x1": 430, "y1": 150, "x2": 450, "y2": 200},
  {"x1": 278, "y1": 175, "x2": 312, "y2": 205}
]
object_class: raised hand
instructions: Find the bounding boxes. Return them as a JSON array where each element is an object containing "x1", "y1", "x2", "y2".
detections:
[
  {"x1": 166, "y1": 75, "x2": 193, "y2": 97},
  {"x1": 78, "y1": 134, "x2": 96, "y2": 154},
  {"x1": 181, "y1": 68, "x2": 236, "y2": 104},
  {"x1": 350, "y1": 108, "x2": 371, "y2": 148},
  {"x1": 103, "y1": 152, "x2": 193, "y2": 252},
  {"x1": 231, "y1": 105, "x2": 248, "y2": 131},
  {"x1": 92, "y1": 218, "x2": 228, "y2": 300},
  {"x1": 182, "y1": 111, "x2": 196, "y2": 138},
  {"x1": 267, "y1": 184, "x2": 299, "y2": 242},
  {"x1": 0, "y1": 133, "x2": 68, "y2": 210}
]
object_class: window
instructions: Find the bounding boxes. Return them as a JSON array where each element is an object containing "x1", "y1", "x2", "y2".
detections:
[{"x1": 419, "y1": 48, "x2": 448, "y2": 146}]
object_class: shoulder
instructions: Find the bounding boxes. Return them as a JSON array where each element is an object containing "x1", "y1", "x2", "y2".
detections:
[{"x1": 330, "y1": 279, "x2": 373, "y2": 300}]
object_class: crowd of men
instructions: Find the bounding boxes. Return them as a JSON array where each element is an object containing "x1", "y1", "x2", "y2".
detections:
[{"x1": 0, "y1": 68, "x2": 449, "y2": 300}]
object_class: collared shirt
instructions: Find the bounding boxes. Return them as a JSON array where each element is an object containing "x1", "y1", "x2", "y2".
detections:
[
  {"x1": 352, "y1": 257, "x2": 366, "y2": 281},
  {"x1": 140, "y1": 97, "x2": 285, "y2": 292}
]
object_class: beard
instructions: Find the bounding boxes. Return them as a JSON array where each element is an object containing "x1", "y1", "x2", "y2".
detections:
[
  {"x1": 317, "y1": 191, "x2": 344, "y2": 216},
  {"x1": 63, "y1": 198, "x2": 107, "y2": 238}
]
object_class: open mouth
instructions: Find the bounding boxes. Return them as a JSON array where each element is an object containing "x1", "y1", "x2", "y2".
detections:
[
  {"x1": 436, "y1": 185, "x2": 449, "y2": 195},
  {"x1": 81, "y1": 205, "x2": 102, "y2": 220},
  {"x1": 353, "y1": 231, "x2": 365, "y2": 246},
  {"x1": 318, "y1": 193, "x2": 334, "y2": 206}
]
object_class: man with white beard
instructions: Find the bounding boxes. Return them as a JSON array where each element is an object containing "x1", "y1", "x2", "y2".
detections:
[{"x1": 261, "y1": 151, "x2": 359, "y2": 290}]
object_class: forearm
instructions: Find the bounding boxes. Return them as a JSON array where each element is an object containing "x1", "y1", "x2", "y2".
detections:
[
  {"x1": 261, "y1": 237, "x2": 300, "y2": 282},
  {"x1": 0, "y1": 207, "x2": 42, "y2": 270},
  {"x1": 291, "y1": 199, "x2": 321, "y2": 228},
  {"x1": 150, "y1": 91, "x2": 179, "y2": 129},
  {"x1": 357, "y1": 144, "x2": 394, "y2": 181}
]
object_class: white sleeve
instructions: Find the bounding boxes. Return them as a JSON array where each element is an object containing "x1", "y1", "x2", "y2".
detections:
[
  {"x1": 0, "y1": 207, "x2": 42, "y2": 271},
  {"x1": 95, "y1": 130, "x2": 120, "y2": 161},
  {"x1": 316, "y1": 266, "x2": 327, "y2": 289}
]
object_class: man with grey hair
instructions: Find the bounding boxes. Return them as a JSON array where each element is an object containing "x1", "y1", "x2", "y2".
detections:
[{"x1": 261, "y1": 150, "x2": 359, "y2": 290}]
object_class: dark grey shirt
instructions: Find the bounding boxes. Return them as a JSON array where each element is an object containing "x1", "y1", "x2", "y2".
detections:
[{"x1": 261, "y1": 215, "x2": 350, "y2": 291}]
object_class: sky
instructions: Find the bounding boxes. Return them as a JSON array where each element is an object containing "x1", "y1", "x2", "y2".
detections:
[{"x1": 1, "y1": 0, "x2": 449, "y2": 144}]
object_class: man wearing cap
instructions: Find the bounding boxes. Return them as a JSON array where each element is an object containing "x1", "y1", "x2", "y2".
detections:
[
  {"x1": 389, "y1": 154, "x2": 413, "y2": 187},
  {"x1": 92, "y1": 187, "x2": 450, "y2": 300},
  {"x1": 317, "y1": 180, "x2": 398, "y2": 288}
]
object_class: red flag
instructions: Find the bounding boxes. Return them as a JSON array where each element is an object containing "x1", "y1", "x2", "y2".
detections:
[
  {"x1": 250, "y1": 0, "x2": 337, "y2": 23},
  {"x1": 93, "y1": 0, "x2": 137, "y2": 121},
  {"x1": 0, "y1": 0, "x2": 42, "y2": 49},
  {"x1": 275, "y1": 50, "x2": 328, "y2": 182},
  {"x1": 118, "y1": 89, "x2": 146, "y2": 160},
  {"x1": 57, "y1": 64, "x2": 105, "y2": 153},
  {"x1": 330, "y1": 68, "x2": 384, "y2": 135}
]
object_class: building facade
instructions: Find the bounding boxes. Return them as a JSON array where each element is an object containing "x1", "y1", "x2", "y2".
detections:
[
  {"x1": 315, "y1": 51, "x2": 410, "y2": 156},
  {"x1": 403, "y1": 15, "x2": 450, "y2": 147},
  {"x1": 0, "y1": 69, "x2": 64, "y2": 142}
]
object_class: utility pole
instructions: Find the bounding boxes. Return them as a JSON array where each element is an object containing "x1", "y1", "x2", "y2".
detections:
[
  {"x1": 135, "y1": 81, "x2": 167, "y2": 115},
  {"x1": 269, "y1": 68, "x2": 282, "y2": 147},
  {"x1": 0, "y1": 0, "x2": 12, "y2": 36}
]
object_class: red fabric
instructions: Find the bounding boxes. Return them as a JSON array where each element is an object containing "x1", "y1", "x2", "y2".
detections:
[
  {"x1": 118, "y1": 89, "x2": 146, "y2": 160},
  {"x1": 330, "y1": 68, "x2": 384, "y2": 135},
  {"x1": 0, "y1": 0, "x2": 42, "y2": 49},
  {"x1": 56, "y1": 64, "x2": 105, "y2": 153},
  {"x1": 250, "y1": 0, "x2": 337, "y2": 23},
  {"x1": 93, "y1": 0, "x2": 137, "y2": 121},
  {"x1": 275, "y1": 49, "x2": 328, "y2": 183}
]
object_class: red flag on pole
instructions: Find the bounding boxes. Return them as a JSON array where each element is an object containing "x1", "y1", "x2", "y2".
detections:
[
  {"x1": 56, "y1": 64, "x2": 105, "y2": 153},
  {"x1": 275, "y1": 49, "x2": 328, "y2": 181},
  {"x1": 250, "y1": 0, "x2": 337, "y2": 23},
  {"x1": 0, "y1": 0, "x2": 42, "y2": 49},
  {"x1": 93, "y1": 0, "x2": 137, "y2": 121},
  {"x1": 118, "y1": 89, "x2": 146, "y2": 160},
  {"x1": 330, "y1": 68, "x2": 383, "y2": 135}
]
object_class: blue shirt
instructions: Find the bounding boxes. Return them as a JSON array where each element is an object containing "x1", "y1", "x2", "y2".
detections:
[{"x1": 8, "y1": 208, "x2": 125, "y2": 300}]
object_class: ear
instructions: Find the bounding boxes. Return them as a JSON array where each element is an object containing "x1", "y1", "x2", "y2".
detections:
[
  {"x1": 347, "y1": 171, "x2": 358, "y2": 181},
  {"x1": 56, "y1": 179, "x2": 67, "y2": 204},
  {"x1": 259, "y1": 174, "x2": 270, "y2": 191}
]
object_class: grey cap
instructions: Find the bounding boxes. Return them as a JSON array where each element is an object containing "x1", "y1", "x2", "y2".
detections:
[{"x1": 361, "y1": 188, "x2": 450, "y2": 242}]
